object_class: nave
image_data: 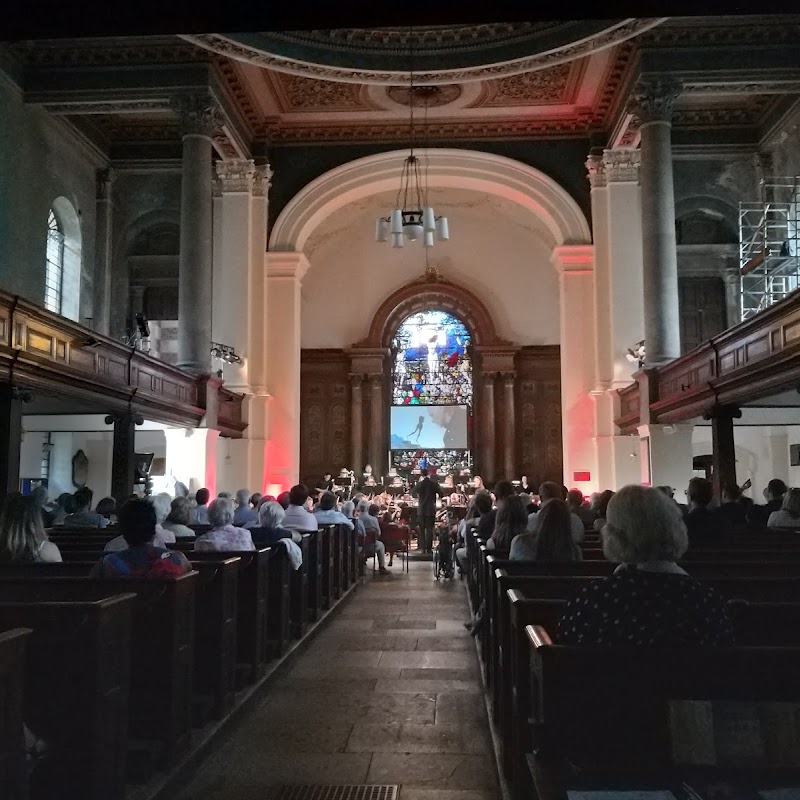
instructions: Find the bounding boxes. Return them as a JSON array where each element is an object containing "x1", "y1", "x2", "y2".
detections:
[{"x1": 177, "y1": 562, "x2": 499, "y2": 800}]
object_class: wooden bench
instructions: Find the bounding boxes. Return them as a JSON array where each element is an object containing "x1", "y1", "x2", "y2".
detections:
[
  {"x1": 728, "y1": 599, "x2": 800, "y2": 645},
  {"x1": 319, "y1": 526, "x2": 335, "y2": 610},
  {"x1": 0, "y1": 628, "x2": 31, "y2": 800},
  {"x1": 0, "y1": 575, "x2": 196, "y2": 769},
  {"x1": 0, "y1": 595, "x2": 133, "y2": 800},
  {"x1": 306, "y1": 529, "x2": 323, "y2": 622},
  {"x1": 267, "y1": 545, "x2": 291, "y2": 657},
  {"x1": 290, "y1": 534, "x2": 310, "y2": 638}
]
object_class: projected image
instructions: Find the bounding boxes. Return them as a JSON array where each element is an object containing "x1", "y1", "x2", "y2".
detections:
[{"x1": 390, "y1": 405, "x2": 468, "y2": 450}]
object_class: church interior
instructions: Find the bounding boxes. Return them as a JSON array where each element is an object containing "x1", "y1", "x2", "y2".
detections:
[{"x1": 3, "y1": 9, "x2": 800, "y2": 800}]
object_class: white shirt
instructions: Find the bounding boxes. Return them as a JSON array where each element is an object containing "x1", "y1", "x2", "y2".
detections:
[
  {"x1": 282, "y1": 504, "x2": 319, "y2": 531},
  {"x1": 313, "y1": 509, "x2": 354, "y2": 529},
  {"x1": 767, "y1": 509, "x2": 800, "y2": 528},
  {"x1": 526, "y1": 502, "x2": 585, "y2": 543}
]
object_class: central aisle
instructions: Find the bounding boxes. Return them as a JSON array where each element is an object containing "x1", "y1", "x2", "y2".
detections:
[{"x1": 178, "y1": 560, "x2": 500, "y2": 800}]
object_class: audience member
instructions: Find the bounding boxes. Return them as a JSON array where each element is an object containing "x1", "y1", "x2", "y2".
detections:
[
  {"x1": 276, "y1": 491, "x2": 291, "y2": 510},
  {"x1": 767, "y1": 487, "x2": 800, "y2": 528},
  {"x1": 250, "y1": 492, "x2": 263, "y2": 511},
  {"x1": 30, "y1": 485, "x2": 52, "y2": 526},
  {"x1": 656, "y1": 485, "x2": 688, "y2": 518},
  {"x1": 567, "y1": 488, "x2": 595, "y2": 528},
  {"x1": 50, "y1": 492, "x2": 77, "y2": 526},
  {"x1": 748, "y1": 478, "x2": 788, "y2": 527},
  {"x1": 455, "y1": 492, "x2": 492, "y2": 573},
  {"x1": 64, "y1": 487, "x2": 109, "y2": 528},
  {"x1": 477, "y1": 480, "x2": 514, "y2": 539},
  {"x1": 91, "y1": 498, "x2": 191, "y2": 578},
  {"x1": 529, "y1": 482, "x2": 585, "y2": 543},
  {"x1": 510, "y1": 498, "x2": 582, "y2": 561},
  {"x1": 557, "y1": 484, "x2": 734, "y2": 646},
  {"x1": 685, "y1": 477, "x2": 728, "y2": 546},
  {"x1": 251, "y1": 500, "x2": 302, "y2": 545},
  {"x1": 195, "y1": 497, "x2": 255, "y2": 551},
  {"x1": 233, "y1": 488, "x2": 258, "y2": 528},
  {"x1": 104, "y1": 493, "x2": 174, "y2": 552},
  {"x1": 162, "y1": 496, "x2": 196, "y2": 539},
  {"x1": 590, "y1": 489, "x2": 615, "y2": 533},
  {"x1": 716, "y1": 483, "x2": 749, "y2": 530},
  {"x1": 0, "y1": 494, "x2": 62, "y2": 562},
  {"x1": 358, "y1": 499, "x2": 388, "y2": 574},
  {"x1": 487, "y1": 495, "x2": 527, "y2": 550},
  {"x1": 313, "y1": 491, "x2": 354, "y2": 529},
  {"x1": 191, "y1": 488, "x2": 211, "y2": 524},
  {"x1": 343, "y1": 500, "x2": 366, "y2": 554},
  {"x1": 282, "y1": 485, "x2": 319, "y2": 531},
  {"x1": 95, "y1": 497, "x2": 117, "y2": 524}
]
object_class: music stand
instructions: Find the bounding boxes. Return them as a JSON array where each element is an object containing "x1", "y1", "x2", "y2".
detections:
[
  {"x1": 388, "y1": 486, "x2": 405, "y2": 497},
  {"x1": 133, "y1": 452, "x2": 154, "y2": 495}
]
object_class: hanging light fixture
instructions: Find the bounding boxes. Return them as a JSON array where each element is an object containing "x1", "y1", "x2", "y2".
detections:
[{"x1": 375, "y1": 28, "x2": 449, "y2": 249}]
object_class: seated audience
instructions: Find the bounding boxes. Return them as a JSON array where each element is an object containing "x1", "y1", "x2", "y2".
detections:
[
  {"x1": 455, "y1": 491, "x2": 493, "y2": 573},
  {"x1": 529, "y1": 482, "x2": 586, "y2": 543},
  {"x1": 716, "y1": 483, "x2": 749, "y2": 530},
  {"x1": 91, "y1": 498, "x2": 191, "y2": 578},
  {"x1": 282, "y1": 485, "x2": 319, "y2": 531},
  {"x1": 656, "y1": 485, "x2": 689, "y2": 518},
  {"x1": 233, "y1": 488, "x2": 258, "y2": 528},
  {"x1": 30, "y1": 485, "x2": 52, "y2": 526},
  {"x1": 64, "y1": 487, "x2": 109, "y2": 528},
  {"x1": 314, "y1": 491, "x2": 354, "y2": 529},
  {"x1": 342, "y1": 500, "x2": 366, "y2": 553},
  {"x1": 50, "y1": 492, "x2": 77, "y2": 526},
  {"x1": 477, "y1": 480, "x2": 514, "y2": 539},
  {"x1": 748, "y1": 478, "x2": 789, "y2": 527},
  {"x1": 567, "y1": 488, "x2": 595, "y2": 528},
  {"x1": 557, "y1": 484, "x2": 734, "y2": 646},
  {"x1": 162, "y1": 496, "x2": 196, "y2": 539},
  {"x1": 250, "y1": 492, "x2": 263, "y2": 511},
  {"x1": 195, "y1": 497, "x2": 255, "y2": 551},
  {"x1": 767, "y1": 487, "x2": 800, "y2": 529},
  {"x1": 510, "y1": 498, "x2": 582, "y2": 561},
  {"x1": 276, "y1": 491, "x2": 291, "y2": 510},
  {"x1": 0, "y1": 494, "x2": 62, "y2": 562},
  {"x1": 685, "y1": 477, "x2": 728, "y2": 546},
  {"x1": 95, "y1": 496, "x2": 117, "y2": 525},
  {"x1": 358, "y1": 499, "x2": 388, "y2": 574},
  {"x1": 488, "y1": 494, "x2": 527, "y2": 550},
  {"x1": 251, "y1": 500, "x2": 302, "y2": 545},
  {"x1": 590, "y1": 489, "x2": 615, "y2": 533},
  {"x1": 191, "y1": 488, "x2": 211, "y2": 524},
  {"x1": 104, "y1": 493, "x2": 174, "y2": 552}
]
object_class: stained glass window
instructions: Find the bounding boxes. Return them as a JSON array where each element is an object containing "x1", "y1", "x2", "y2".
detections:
[
  {"x1": 391, "y1": 310, "x2": 472, "y2": 406},
  {"x1": 45, "y1": 209, "x2": 64, "y2": 314}
]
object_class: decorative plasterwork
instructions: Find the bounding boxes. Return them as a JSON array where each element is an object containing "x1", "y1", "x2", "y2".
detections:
[
  {"x1": 252, "y1": 164, "x2": 273, "y2": 198},
  {"x1": 638, "y1": 16, "x2": 800, "y2": 48},
  {"x1": 181, "y1": 20, "x2": 666, "y2": 86},
  {"x1": 214, "y1": 158, "x2": 255, "y2": 194},
  {"x1": 386, "y1": 85, "x2": 462, "y2": 108},
  {"x1": 171, "y1": 93, "x2": 224, "y2": 137},
  {"x1": 7, "y1": 37, "x2": 209, "y2": 66},
  {"x1": 41, "y1": 98, "x2": 171, "y2": 115},
  {"x1": 472, "y1": 61, "x2": 578, "y2": 107},
  {"x1": 266, "y1": 71, "x2": 374, "y2": 113},
  {"x1": 585, "y1": 153, "x2": 606, "y2": 189},
  {"x1": 213, "y1": 58, "x2": 262, "y2": 131},
  {"x1": 626, "y1": 79, "x2": 683, "y2": 125},
  {"x1": 602, "y1": 148, "x2": 641, "y2": 183}
]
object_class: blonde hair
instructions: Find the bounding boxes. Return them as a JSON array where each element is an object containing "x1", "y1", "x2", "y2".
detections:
[
  {"x1": 781, "y1": 488, "x2": 800, "y2": 518},
  {"x1": 0, "y1": 495, "x2": 48, "y2": 561}
]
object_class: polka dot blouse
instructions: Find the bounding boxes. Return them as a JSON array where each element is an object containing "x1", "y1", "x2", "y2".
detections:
[{"x1": 556, "y1": 566, "x2": 735, "y2": 647}]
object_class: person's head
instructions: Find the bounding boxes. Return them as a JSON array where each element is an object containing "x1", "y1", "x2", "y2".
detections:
[
  {"x1": 195, "y1": 488, "x2": 210, "y2": 506},
  {"x1": 602, "y1": 484, "x2": 688, "y2": 563},
  {"x1": 208, "y1": 497, "x2": 235, "y2": 528},
  {"x1": 174, "y1": 481, "x2": 189, "y2": 498},
  {"x1": 368, "y1": 503, "x2": 381, "y2": 518},
  {"x1": 323, "y1": 472, "x2": 332, "y2": 480},
  {"x1": 721, "y1": 483, "x2": 741, "y2": 504},
  {"x1": 521, "y1": 475, "x2": 528, "y2": 485},
  {"x1": 767, "y1": 479, "x2": 788, "y2": 502},
  {"x1": 73, "y1": 486, "x2": 93, "y2": 512},
  {"x1": 687, "y1": 477, "x2": 713, "y2": 508},
  {"x1": 57, "y1": 492, "x2": 76, "y2": 514},
  {"x1": 494, "y1": 480, "x2": 515, "y2": 502},
  {"x1": 364, "y1": 464, "x2": 373, "y2": 474},
  {"x1": 656, "y1": 485, "x2": 675, "y2": 499},
  {"x1": 382, "y1": 511, "x2": 393, "y2": 524},
  {"x1": 357, "y1": 499, "x2": 370, "y2": 515},
  {"x1": 342, "y1": 500, "x2": 355, "y2": 518},
  {"x1": 421, "y1": 468, "x2": 429, "y2": 477},
  {"x1": 250, "y1": 492, "x2": 262, "y2": 509},
  {"x1": 167, "y1": 496, "x2": 192, "y2": 525},
  {"x1": 277, "y1": 491, "x2": 290, "y2": 509},
  {"x1": 95, "y1": 497, "x2": 116, "y2": 520},
  {"x1": 258, "y1": 499, "x2": 286, "y2": 528},
  {"x1": 235, "y1": 488, "x2": 251, "y2": 508},
  {"x1": 473, "y1": 475, "x2": 484, "y2": 488},
  {"x1": 566, "y1": 489, "x2": 584, "y2": 510},
  {"x1": 473, "y1": 491, "x2": 494, "y2": 516},
  {"x1": 538, "y1": 482, "x2": 562, "y2": 504},
  {"x1": 31, "y1": 485, "x2": 48, "y2": 508},
  {"x1": 492, "y1": 495, "x2": 528, "y2": 549},
  {"x1": 595, "y1": 489, "x2": 615, "y2": 519},
  {"x1": 118, "y1": 498, "x2": 158, "y2": 547},
  {"x1": 780, "y1": 488, "x2": 800, "y2": 518},
  {"x1": 218, "y1": 491, "x2": 232, "y2": 500},
  {"x1": 288, "y1": 484, "x2": 309, "y2": 507},
  {"x1": 535, "y1": 499, "x2": 577, "y2": 561},
  {"x1": 0, "y1": 494, "x2": 47, "y2": 561},
  {"x1": 149, "y1": 493, "x2": 172, "y2": 525},
  {"x1": 319, "y1": 491, "x2": 337, "y2": 512}
]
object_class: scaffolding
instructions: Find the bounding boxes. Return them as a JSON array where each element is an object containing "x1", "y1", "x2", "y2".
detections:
[{"x1": 739, "y1": 176, "x2": 800, "y2": 320}]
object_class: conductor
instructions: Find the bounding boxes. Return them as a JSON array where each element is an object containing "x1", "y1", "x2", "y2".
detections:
[{"x1": 411, "y1": 468, "x2": 443, "y2": 554}]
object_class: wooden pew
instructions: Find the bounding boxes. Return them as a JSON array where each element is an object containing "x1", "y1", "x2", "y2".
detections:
[
  {"x1": 331, "y1": 525, "x2": 343, "y2": 602},
  {"x1": 728, "y1": 599, "x2": 800, "y2": 645},
  {"x1": 0, "y1": 628, "x2": 31, "y2": 800},
  {"x1": 0, "y1": 575, "x2": 196, "y2": 769},
  {"x1": 290, "y1": 534, "x2": 310, "y2": 638},
  {"x1": 268, "y1": 545, "x2": 291, "y2": 657},
  {"x1": 319, "y1": 526, "x2": 335, "y2": 611},
  {"x1": 0, "y1": 595, "x2": 133, "y2": 800},
  {"x1": 307, "y1": 529, "x2": 323, "y2": 622}
]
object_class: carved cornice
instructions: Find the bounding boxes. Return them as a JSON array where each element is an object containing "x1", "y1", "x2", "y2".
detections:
[
  {"x1": 41, "y1": 98, "x2": 171, "y2": 115},
  {"x1": 602, "y1": 148, "x2": 641, "y2": 183},
  {"x1": 171, "y1": 93, "x2": 224, "y2": 138},
  {"x1": 252, "y1": 164, "x2": 273, "y2": 198},
  {"x1": 626, "y1": 79, "x2": 683, "y2": 126},
  {"x1": 638, "y1": 17, "x2": 800, "y2": 48},
  {"x1": 585, "y1": 153, "x2": 606, "y2": 189},
  {"x1": 476, "y1": 62, "x2": 575, "y2": 107},
  {"x1": 214, "y1": 158, "x2": 255, "y2": 194}
]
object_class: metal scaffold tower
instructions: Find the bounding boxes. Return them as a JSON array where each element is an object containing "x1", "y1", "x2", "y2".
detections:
[{"x1": 739, "y1": 176, "x2": 800, "y2": 320}]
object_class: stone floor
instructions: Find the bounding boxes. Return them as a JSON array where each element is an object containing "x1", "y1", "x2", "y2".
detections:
[{"x1": 177, "y1": 560, "x2": 500, "y2": 800}]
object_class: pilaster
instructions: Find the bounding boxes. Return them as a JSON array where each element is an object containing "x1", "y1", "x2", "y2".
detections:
[{"x1": 94, "y1": 168, "x2": 115, "y2": 336}]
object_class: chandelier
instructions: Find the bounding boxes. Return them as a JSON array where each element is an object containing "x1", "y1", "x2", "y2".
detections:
[{"x1": 375, "y1": 30, "x2": 449, "y2": 249}]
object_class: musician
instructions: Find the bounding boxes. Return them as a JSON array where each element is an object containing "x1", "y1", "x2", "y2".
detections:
[
  {"x1": 471, "y1": 475, "x2": 485, "y2": 491},
  {"x1": 363, "y1": 464, "x2": 374, "y2": 480},
  {"x1": 518, "y1": 475, "x2": 531, "y2": 493},
  {"x1": 316, "y1": 472, "x2": 334, "y2": 491}
]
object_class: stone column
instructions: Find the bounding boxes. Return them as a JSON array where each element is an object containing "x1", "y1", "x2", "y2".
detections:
[
  {"x1": 94, "y1": 168, "x2": 114, "y2": 336},
  {"x1": 723, "y1": 264, "x2": 741, "y2": 328},
  {"x1": 106, "y1": 411, "x2": 140, "y2": 505},
  {"x1": 704, "y1": 405, "x2": 741, "y2": 499},
  {"x1": 350, "y1": 374, "x2": 364, "y2": 471},
  {"x1": 627, "y1": 79, "x2": 683, "y2": 364},
  {"x1": 482, "y1": 372, "x2": 496, "y2": 483},
  {"x1": 552, "y1": 245, "x2": 596, "y2": 491},
  {"x1": 172, "y1": 93, "x2": 222, "y2": 374},
  {"x1": 368, "y1": 374, "x2": 385, "y2": 476},
  {"x1": 265, "y1": 252, "x2": 310, "y2": 491},
  {"x1": 0, "y1": 386, "x2": 32, "y2": 500},
  {"x1": 501, "y1": 371, "x2": 516, "y2": 480}
]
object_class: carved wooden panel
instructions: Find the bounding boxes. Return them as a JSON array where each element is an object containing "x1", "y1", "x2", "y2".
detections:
[{"x1": 300, "y1": 350, "x2": 351, "y2": 489}]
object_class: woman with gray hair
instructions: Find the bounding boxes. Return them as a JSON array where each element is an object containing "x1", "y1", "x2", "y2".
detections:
[
  {"x1": 249, "y1": 500, "x2": 302, "y2": 545},
  {"x1": 195, "y1": 497, "x2": 255, "y2": 552},
  {"x1": 557, "y1": 484, "x2": 733, "y2": 647}
]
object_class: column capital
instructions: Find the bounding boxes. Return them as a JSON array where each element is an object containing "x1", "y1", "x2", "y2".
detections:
[
  {"x1": 265, "y1": 251, "x2": 311, "y2": 281},
  {"x1": 367, "y1": 374, "x2": 383, "y2": 386},
  {"x1": 348, "y1": 373, "x2": 365, "y2": 385},
  {"x1": 96, "y1": 167, "x2": 115, "y2": 200},
  {"x1": 253, "y1": 163, "x2": 273, "y2": 198},
  {"x1": 626, "y1": 78, "x2": 682, "y2": 126},
  {"x1": 585, "y1": 153, "x2": 607, "y2": 189},
  {"x1": 551, "y1": 245, "x2": 594, "y2": 275},
  {"x1": 602, "y1": 148, "x2": 641, "y2": 183},
  {"x1": 500, "y1": 371, "x2": 516, "y2": 385},
  {"x1": 171, "y1": 93, "x2": 224, "y2": 138},
  {"x1": 214, "y1": 158, "x2": 255, "y2": 194}
]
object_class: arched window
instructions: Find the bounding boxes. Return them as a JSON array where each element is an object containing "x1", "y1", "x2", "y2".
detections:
[{"x1": 44, "y1": 209, "x2": 65, "y2": 314}]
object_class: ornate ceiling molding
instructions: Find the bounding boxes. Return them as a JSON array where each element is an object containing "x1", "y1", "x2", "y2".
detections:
[
  {"x1": 41, "y1": 98, "x2": 171, "y2": 115},
  {"x1": 171, "y1": 92, "x2": 224, "y2": 137},
  {"x1": 181, "y1": 19, "x2": 666, "y2": 86},
  {"x1": 266, "y1": 71, "x2": 375, "y2": 113},
  {"x1": 472, "y1": 61, "x2": 578, "y2": 108},
  {"x1": 8, "y1": 37, "x2": 209, "y2": 66},
  {"x1": 638, "y1": 16, "x2": 800, "y2": 47},
  {"x1": 626, "y1": 78, "x2": 683, "y2": 125}
]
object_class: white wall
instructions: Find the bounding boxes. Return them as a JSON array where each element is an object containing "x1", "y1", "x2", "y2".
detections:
[{"x1": 300, "y1": 188, "x2": 559, "y2": 349}]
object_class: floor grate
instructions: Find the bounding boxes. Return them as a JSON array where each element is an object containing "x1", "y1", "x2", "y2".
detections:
[{"x1": 270, "y1": 786, "x2": 399, "y2": 800}]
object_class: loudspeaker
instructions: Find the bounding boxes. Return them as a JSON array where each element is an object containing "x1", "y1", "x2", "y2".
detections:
[{"x1": 790, "y1": 444, "x2": 800, "y2": 467}]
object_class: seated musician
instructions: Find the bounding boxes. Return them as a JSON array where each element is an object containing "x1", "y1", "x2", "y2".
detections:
[
  {"x1": 557, "y1": 484, "x2": 734, "y2": 647},
  {"x1": 313, "y1": 491, "x2": 354, "y2": 529},
  {"x1": 251, "y1": 500, "x2": 302, "y2": 544},
  {"x1": 195, "y1": 497, "x2": 256, "y2": 551},
  {"x1": 316, "y1": 472, "x2": 335, "y2": 492},
  {"x1": 90, "y1": 498, "x2": 191, "y2": 578},
  {"x1": 0, "y1": 494, "x2": 62, "y2": 563}
]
